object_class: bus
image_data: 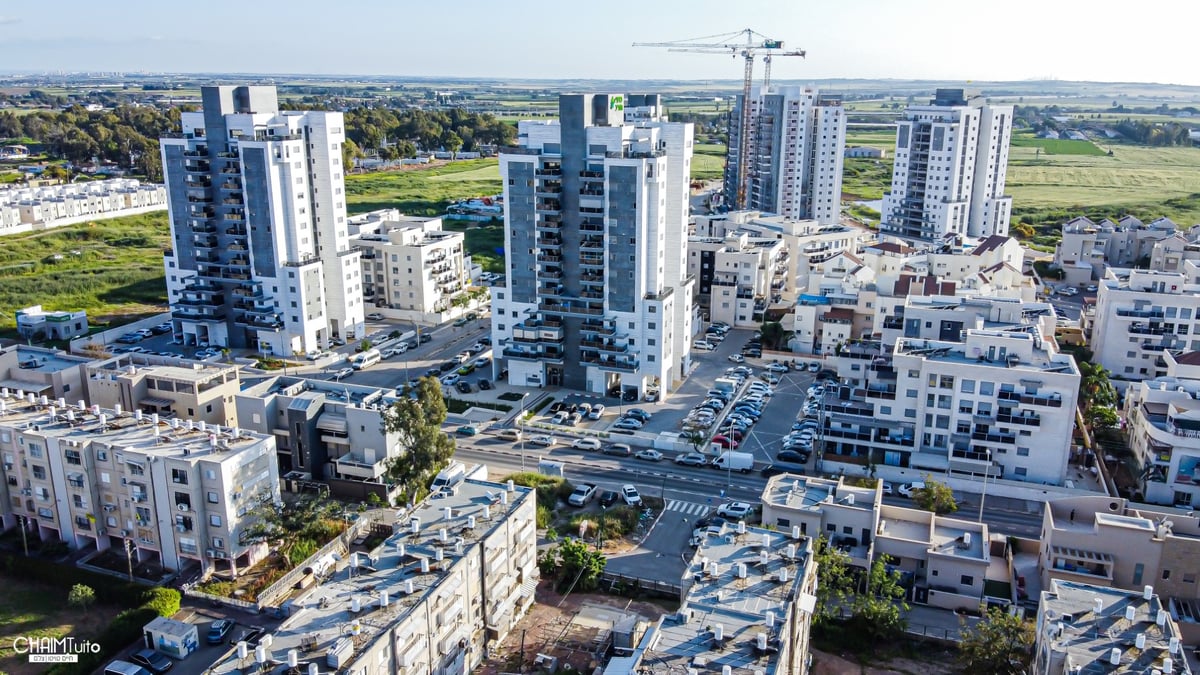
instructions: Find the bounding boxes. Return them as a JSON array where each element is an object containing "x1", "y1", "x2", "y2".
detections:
[{"x1": 351, "y1": 348, "x2": 382, "y2": 370}]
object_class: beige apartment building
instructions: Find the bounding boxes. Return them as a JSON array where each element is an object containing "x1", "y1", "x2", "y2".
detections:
[{"x1": 86, "y1": 353, "x2": 240, "y2": 426}]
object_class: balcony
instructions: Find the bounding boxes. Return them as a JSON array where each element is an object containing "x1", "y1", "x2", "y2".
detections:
[
  {"x1": 536, "y1": 268, "x2": 563, "y2": 281},
  {"x1": 535, "y1": 184, "x2": 563, "y2": 196},
  {"x1": 536, "y1": 237, "x2": 563, "y2": 249},
  {"x1": 173, "y1": 307, "x2": 225, "y2": 321},
  {"x1": 219, "y1": 180, "x2": 241, "y2": 191},
  {"x1": 582, "y1": 355, "x2": 638, "y2": 372},
  {"x1": 536, "y1": 217, "x2": 562, "y2": 232},
  {"x1": 192, "y1": 222, "x2": 217, "y2": 234},
  {"x1": 579, "y1": 170, "x2": 604, "y2": 180},
  {"x1": 580, "y1": 273, "x2": 604, "y2": 286},
  {"x1": 580, "y1": 187, "x2": 605, "y2": 197},
  {"x1": 580, "y1": 238, "x2": 604, "y2": 251},
  {"x1": 235, "y1": 315, "x2": 284, "y2": 331},
  {"x1": 580, "y1": 339, "x2": 629, "y2": 353},
  {"x1": 184, "y1": 161, "x2": 210, "y2": 173},
  {"x1": 535, "y1": 167, "x2": 562, "y2": 177},
  {"x1": 971, "y1": 431, "x2": 1017, "y2": 445},
  {"x1": 536, "y1": 253, "x2": 562, "y2": 264},
  {"x1": 535, "y1": 200, "x2": 562, "y2": 214},
  {"x1": 580, "y1": 254, "x2": 605, "y2": 268},
  {"x1": 1116, "y1": 308, "x2": 1165, "y2": 319},
  {"x1": 996, "y1": 412, "x2": 1041, "y2": 426}
]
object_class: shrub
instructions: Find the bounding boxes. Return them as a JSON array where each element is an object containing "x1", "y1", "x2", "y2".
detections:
[{"x1": 140, "y1": 587, "x2": 181, "y2": 617}]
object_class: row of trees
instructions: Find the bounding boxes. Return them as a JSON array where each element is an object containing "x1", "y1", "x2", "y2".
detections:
[
  {"x1": 282, "y1": 104, "x2": 516, "y2": 159},
  {"x1": 1114, "y1": 118, "x2": 1193, "y2": 146},
  {"x1": 0, "y1": 105, "x2": 175, "y2": 179}
]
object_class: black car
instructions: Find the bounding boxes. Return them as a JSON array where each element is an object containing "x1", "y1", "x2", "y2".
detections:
[
  {"x1": 130, "y1": 649, "x2": 174, "y2": 674},
  {"x1": 206, "y1": 619, "x2": 234, "y2": 645},
  {"x1": 761, "y1": 462, "x2": 807, "y2": 478},
  {"x1": 478, "y1": 379, "x2": 492, "y2": 390},
  {"x1": 479, "y1": 336, "x2": 492, "y2": 345},
  {"x1": 599, "y1": 490, "x2": 619, "y2": 507},
  {"x1": 622, "y1": 389, "x2": 638, "y2": 402},
  {"x1": 419, "y1": 333, "x2": 432, "y2": 343},
  {"x1": 456, "y1": 381, "x2": 473, "y2": 394},
  {"x1": 777, "y1": 450, "x2": 810, "y2": 464},
  {"x1": 407, "y1": 340, "x2": 420, "y2": 350},
  {"x1": 440, "y1": 360, "x2": 458, "y2": 373},
  {"x1": 549, "y1": 401, "x2": 565, "y2": 414},
  {"x1": 607, "y1": 385, "x2": 622, "y2": 398},
  {"x1": 625, "y1": 408, "x2": 652, "y2": 422},
  {"x1": 424, "y1": 368, "x2": 440, "y2": 378}
]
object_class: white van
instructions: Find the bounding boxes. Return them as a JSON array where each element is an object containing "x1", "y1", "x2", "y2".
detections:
[{"x1": 497, "y1": 428, "x2": 523, "y2": 442}]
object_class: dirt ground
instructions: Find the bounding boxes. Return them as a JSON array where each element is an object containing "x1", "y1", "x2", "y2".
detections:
[
  {"x1": 475, "y1": 579, "x2": 672, "y2": 675},
  {"x1": 811, "y1": 650, "x2": 957, "y2": 675},
  {"x1": 475, "y1": 578, "x2": 957, "y2": 675}
]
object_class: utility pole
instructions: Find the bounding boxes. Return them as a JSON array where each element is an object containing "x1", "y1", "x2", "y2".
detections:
[
  {"x1": 19, "y1": 516, "x2": 28, "y2": 556},
  {"x1": 125, "y1": 538, "x2": 135, "y2": 582}
]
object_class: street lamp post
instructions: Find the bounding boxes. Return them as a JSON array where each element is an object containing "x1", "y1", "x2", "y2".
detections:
[
  {"x1": 124, "y1": 537, "x2": 135, "y2": 582},
  {"x1": 19, "y1": 515, "x2": 28, "y2": 556},
  {"x1": 519, "y1": 393, "x2": 529, "y2": 471},
  {"x1": 978, "y1": 450, "x2": 992, "y2": 523}
]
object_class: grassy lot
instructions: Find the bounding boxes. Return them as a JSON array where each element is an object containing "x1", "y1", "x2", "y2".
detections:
[
  {"x1": 0, "y1": 578, "x2": 122, "y2": 675},
  {"x1": 1010, "y1": 134, "x2": 1107, "y2": 156},
  {"x1": 844, "y1": 128, "x2": 896, "y2": 149},
  {"x1": 443, "y1": 219, "x2": 505, "y2": 273},
  {"x1": 692, "y1": 143, "x2": 726, "y2": 181},
  {"x1": 841, "y1": 158, "x2": 891, "y2": 201},
  {"x1": 0, "y1": 211, "x2": 169, "y2": 333},
  {"x1": 345, "y1": 159, "x2": 502, "y2": 216}
]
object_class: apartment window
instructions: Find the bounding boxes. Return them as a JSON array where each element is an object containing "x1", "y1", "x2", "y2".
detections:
[
  {"x1": 28, "y1": 443, "x2": 42, "y2": 458},
  {"x1": 207, "y1": 491, "x2": 219, "y2": 504},
  {"x1": 960, "y1": 379, "x2": 975, "y2": 394},
  {"x1": 906, "y1": 388, "x2": 917, "y2": 398},
  {"x1": 175, "y1": 493, "x2": 191, "y2": 510},
  {"x1": 65, "y1": 450, "x2": 82, "y2": 465},
  {"x1": 1163, "y1": 569, "x2": 1172, "y2": 581},
  {"x1": 905, "y1": 408, "x2": 916, "y2": 418},
  {"x1": 1133, "y1": 563, "x2": 1145, "y2": 586},
  {"x1": 979, "y1": 381, "x2": 995, "y2": 396},
  {"x1": 210, "y1": 515, "x2": 223, "y2": 528},
  {"x1": 1014, "y1": 467, "x2": 1027, "y2": 477},
  {"x1": 960, "y1": 575, "x2": 974, "y2": 586},
  {"x1": 1017, "y1": 447, "x2": 1030, "y2": 456},
  {"x1": 171, "y1": 469, "x2": 188, "y2": 485},
  {"x1": 31, "y1": 465, "x2": 45, "y2": 480},
  {"x1": 212, "y1": 537, "x2": 225, "y2": 549}
]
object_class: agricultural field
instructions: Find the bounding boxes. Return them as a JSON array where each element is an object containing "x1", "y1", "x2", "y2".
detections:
[
  {"x1": 1009, "y1": 134, "x2": 1107, "y2": 156},
  {"x1": 443, "y1": 219, "x2": 505, "y2": 273},
  {"x1": 844, "y1": 128, "x2": 897, "y2": 150},
  {"x1": 0, "y1": 211, "x2": 169, "y2": 334},
  {"x1": 0, "y1": 579, "x2": 122, "y2": 675}
]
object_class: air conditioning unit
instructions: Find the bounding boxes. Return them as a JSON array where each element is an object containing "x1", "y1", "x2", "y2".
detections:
[
  {"x1": 19, "y1": 488, "x2": 30, "y2": 496},
  {"x1": 3, "y1": 463, "x2": 11, "y2": 471},
  {"x1": 177, "y1": 503, "x2": 188, "y2": 511},
  {"x1": 205, "y1": 549, "x2": 215, "y2": 558},
  {"x1": 120, "y1": 529, "x2": 130, "y2": 536},
  {"x1": 103, "y1": 504, "x2": 115, "y2": 512},
  {"x1": 176, "y1": 524, "x2": 186, "y2": 532}
]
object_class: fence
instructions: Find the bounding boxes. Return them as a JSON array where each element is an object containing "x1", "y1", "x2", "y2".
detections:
[
  {"x1": 598, "y1": 571, "x2": 681, "y2": 600},
  {"x1": 182, "y1": 586, "x2": 259, "y2": 612},
  {"x1": 68, "y1": 310, "x2": 173, "y2": 355},
  {"x1": 254, "y1": 516, "x2": 377, "y2": 609}
]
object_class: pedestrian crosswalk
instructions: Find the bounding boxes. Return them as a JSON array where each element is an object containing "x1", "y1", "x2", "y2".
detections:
[{"x1": 666, "y1": 500, "x2": 710, "y2": 517}]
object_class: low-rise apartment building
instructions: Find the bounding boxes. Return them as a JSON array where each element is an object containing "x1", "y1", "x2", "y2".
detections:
[
  {"x1": 348, "y1": 209, "x2": 474, "y2": 323},
  {"x1": 1124, "y1": 350, "x2": 1200, "y2": 506},
  {"x1": 0, "y1": 391, "x2": 278, "y2": 576},
  {"x1": 688, "y1": 232, "x2": 788, "y2": 327},
  {"x1": 759, "y1": 473, "x2": 1012, "y2": 611},
  {"x1": 608, "y1": 522, "x2": 818, "y2": 675},
  {"x1": 821, "y1": 328, "x2": 1079, "y2": 486},
  {"x1": 15, "y1": 305, "x2": 89, "y2": 341},
  {"x1": 0, "y1": 345, "x2": 91, "y2": 402},
  {"x1": 209, "y1": 477, "x2": 538, "y2": 675},
  {"x1": 0, "y1": 178, "x2": 166, "y2": 236},
  {"x1": 86, "y1": 353, "x2": 240, "y2": 426},
  {"x1": 236, "y1": 375, "x2": 402, "y2": 486},
  {"x1": 1091, "y1": 269, "x2": 1200, "y2": 382},
  {"x1": 1053, "y1": 215, "x2": 1183, "y2": 285},
  {"x1": 1034, "y1": 580, "x2": 1192, "y2": 674}
]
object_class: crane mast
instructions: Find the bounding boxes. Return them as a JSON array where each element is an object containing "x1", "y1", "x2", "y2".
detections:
[{"x1": 634, "y1": 29, "x2": 805, "y2": 210}]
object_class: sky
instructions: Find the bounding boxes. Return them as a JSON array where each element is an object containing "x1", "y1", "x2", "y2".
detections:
[{"x1": 0, "y1": 0, "x2": 1197, "y2": 86}]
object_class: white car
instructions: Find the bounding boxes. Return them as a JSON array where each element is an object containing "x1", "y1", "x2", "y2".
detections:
[
  {"x1": 728, "y1": 353, "x2": 745, "y2": 363},
  {"x1": 716, "y1": 502, "x2": 753, "y2": 519},
  {"x1": 692, "y1": 340, "x2": 716, "y2": 351},
  {"x1": 530, "y1": 435, "x2": 556, "y2": 447},
  {"x1": 335, "y1": 367, "x2": 354, "y2": 380},
  {"x1": 440, "y1": 373, "x2": 460, "y2": 386},
  {"x1": 898, "y1": 482, "x2": 925, "y2": 498},
  {"x1": 366, "y1": 312, "x2": 385, "y2": 321},
  {"x1": 767, "y1": 362, "x2": 790, "y2": 373},
  {"x1": 621, "y1": 484, "x2": 642, "y2": 507},
  {"x1": 634, "y1": 449, "x2": 663, "y2": 462},
  {"x1": 571, "y1": 437, "x2": 601, "y2": 451},
  {"x1": 588, "y1": 404, "x2": 606, "y2": 420}
]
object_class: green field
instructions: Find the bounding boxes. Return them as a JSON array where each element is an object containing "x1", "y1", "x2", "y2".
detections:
[
  {"x1": 0, "y1": 212, "x2": 169, "y2": 332},
  {"x1": 844, "y1": 129, "x2": 897, "y2": 150},
  {"x1": 0, "y1": 579, "x2": 121, "y2": 675},
  {"x1": 692, "y1": 143, "x2": 726, "y2": 181},
  {"x1": 345, "y1": 159, "x2": 503, "y2": 216},
  {"x1": 1009, "y1": 135, "x2": 1107, "y2": 156},
  {"x1": 444, "y1": 219, "x2": 505, "y2": 273}
]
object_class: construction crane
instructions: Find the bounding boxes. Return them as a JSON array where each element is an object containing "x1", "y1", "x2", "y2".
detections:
[{"x1": 634, "y1": 28, "x2": 805, "y2": 210}]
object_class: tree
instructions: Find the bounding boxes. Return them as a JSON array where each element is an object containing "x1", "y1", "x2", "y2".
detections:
[
  {"x1": 67, "y1": 584, "x2": 95, "y2": 613},
  {"x1": 958, "y1": 605, "x2": 1034, "y2": 675},
  {"x1": 543, "y1": 537, "x2": 606, "y2": 594},
  {"x1": 238, "y1": 494, "x2": 345, "y2": 561},
  {"x1": 914, "y1": 477, "x2": 958, "y2": 515},
  {"x1": 1078, "y1": 362, "x2": 1116, "y2": 411},
  {"x1": 760, "y1": 321, "x2": 786, "y2": 350},
  {"x1": 847, "y1": 556, "x2": 909, "y2": 642},
  {"x1": 1086, "y1": 406, "x2": 1119, "y2": 430},
  {"x1": 383, "y1": 377, "x2": 456, "y2": 504},
  {"x1": 812, "y1": 536, "x2": 855, "y2": 626},
  {"x1": 685, "y1": 430, "x2": 709, "y2": 456},
  {"x1": 443, "y1": 131, "x2": 463, "y2": 160},
  {"x1": 341, "y1": 138, "x2": 362, "y2": 172}
]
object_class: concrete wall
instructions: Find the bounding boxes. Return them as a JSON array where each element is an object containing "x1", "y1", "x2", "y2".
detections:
[{"x1": 69, "y1": 311, "x2": 174, "y2": 355}]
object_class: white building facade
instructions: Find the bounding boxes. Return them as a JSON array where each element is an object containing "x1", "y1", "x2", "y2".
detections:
[
  {"x1": 1090, "y1": 270, "x2": 1200, "y2": 381},
  {"x1": 491, "y1": 94, "x2": 694, "y2": 399},
  {"x1": 724, "y1": 86, "x2": 845, "y2": 225},
  {"x1": 161, "y1": 85, "x2": 364, "y2": 357},
  {"x1": 881, "y1": 89, "x2": 1012, "y2": 243}
]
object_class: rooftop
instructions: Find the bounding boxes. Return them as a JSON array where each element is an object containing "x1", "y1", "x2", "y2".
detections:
[
  {"x1": 1038, "y1": 581, "x2": 1191, "y2": 675},
  {"x1": 240, "y1": 375, "x2": 398, "y2": 410},
  {"x1": 634, "y1": 525, "x2": 815, "y2": 674},
  {"x1": 210, "y1": 479, "x2": 534, "y2": 674},
  {"x1": 895, "y1": 330, "x2": 1079, "y2": 375},
  {"x1": 0, "y1": 391, "x2": 267, "y2": 462},
  {"x1": 89, "y1": 353, "x2": 238, "y2": 384},
  {"x1": 8, "y1": 345, "x2": 91, "y2": 374},
  {"x1": 763, "y1": 474, "x2": 877, "y2": 513}
]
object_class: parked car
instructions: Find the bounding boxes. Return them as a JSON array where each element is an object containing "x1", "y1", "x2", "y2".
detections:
[
  {"x1": 777, "y1": 450, "x2": 810, "y2": 464},
  {"x1": 478, "y1": 379, "x2": 492, "y2": 390},
  {"x1": 727, "y1": 353, "x2": 745, "y2": 363},
  {"x1": 329, "y1": 337, "x2": 346, "y2": 346},
  {"x1": 808, "y1": 362, "x2": 820, "y2": 373},
  {"x1": 692, "y1": 340, "x2": 716, "y2": 351},
  {"x1": 621, "y1": 484, "x2": 642, "y2": 506},
  {"x1": 568, "y1": 483, "x2": 597, "y2": 507},
  {"x1": 881, "y1": 482, "x2": 894, "y2": 496},
  {"x1": 366, "y1": 312, "x2": 385, "y2": 321},
  {"x1": 129, "y1": 650, "x2": 173, "y2": 674},
  {"x1": 529, "y1": 435, "x2": 556, "y2": 447},
  {"x1": 335, "y1": 367, "x2": 354, "y2": 380},
  {"x1": 588, "y1": 404, "x2": 606, "y2": 420},
  {"x1": 625, "y1": 408, "x2": 652, "y2": 422},
  {"x1": 716, "y1": 501, "x2": 753, "y2": 519},
  {"x1": 453, "y1": 317, "x2": 469, "y2": 327},
  {"x1": 675, "y1": 452, "x2": 708, "y2": 467},
  {"x1": 898, "y1": 481, "x2": 926, "y2": 498},
  {"x1": 612, "y1": 418, "x2": 643, "y2": 431},
  {"x1": 497, "y1": 428, "x2": 523, "y2": 441},
  {"x1": 456, "y1": 425, "x2": 478, "y2": 436},
  {"x1": 455, "y1": 381, "x2": 473, "y2": 394},
  {"x1": 761, "y1": 462, "x2": 807, "y2": 478},
  {"x1": 634, "y1": 449, "x2": 663, "y2": 462},
  {"x1": 440, "y1": 373, "x2": 460, "y2": 386},
  {"x1": 603, "y1": 443, "x2": 633, "y2": 457},
  {"x1": 767, "y1": 362, "x2": 790, "y2": 373},
  {"x1": 207, "y1": 620, "x2": 234, "y2": 645},
  {"x1": 599, "y1": 490, "x2": 619, "y2": 508},
  {"x1": 151, "y1": 322, "x2": 173, "y2": 335}
]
